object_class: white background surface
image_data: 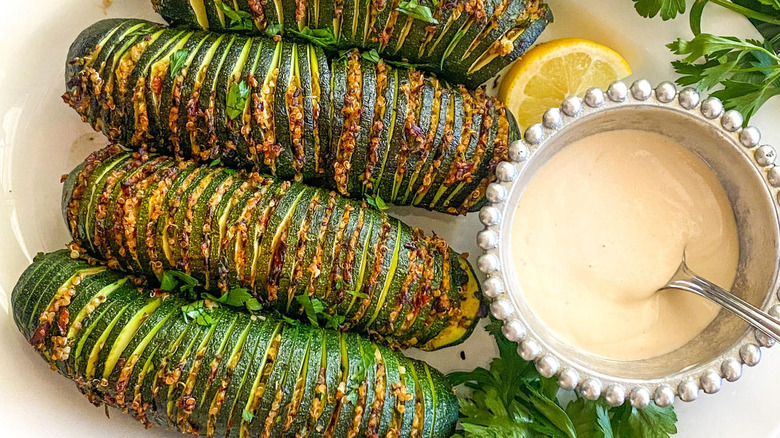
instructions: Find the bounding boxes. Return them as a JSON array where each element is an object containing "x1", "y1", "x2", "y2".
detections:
[{"x1": 0, "y1": 0, "x2": 779, "y2": 436}]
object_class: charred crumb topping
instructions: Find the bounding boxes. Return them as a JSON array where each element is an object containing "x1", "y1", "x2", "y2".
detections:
[
  {"x1": 361, "y1": 61, "x2": 389, "y2": 190},
  {"x1": 286, "y1": 76, "x2": 306, "y2": 180},
  {"x1": 333, "y1": 51, "x2": 363, "y2": 195},
  {"x1": 247, "y1": 0, "x2": 267, "y2": 30},
  {"x1": 393, "y1": 69, "x2": 425, "y2": 196}
]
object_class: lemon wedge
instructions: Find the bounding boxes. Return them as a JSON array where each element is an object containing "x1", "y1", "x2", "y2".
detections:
[{"x1": 498, "y1": 38, "x2": 631, "y2": 129}]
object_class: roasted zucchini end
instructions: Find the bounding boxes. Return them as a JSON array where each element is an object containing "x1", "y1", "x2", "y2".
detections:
[
  {"x1": 422, "y1": 258, "x2": 484, "y2": 351},
  {"x1": 65, "y1": 19, "x2": 139, "y2": 82}
]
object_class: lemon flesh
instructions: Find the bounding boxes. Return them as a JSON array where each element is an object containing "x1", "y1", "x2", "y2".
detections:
[{"x1": 498, "y1": 38, "x2": 631, "y2": 129}]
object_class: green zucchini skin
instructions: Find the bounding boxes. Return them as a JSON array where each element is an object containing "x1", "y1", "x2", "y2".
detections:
[
  {"x1": 150, "y1": 0, "x2": 552, "y2": 87},
  {"x1": 12, "y1": 250, "x2": 458, "y2": 438},
  {"x1": 63, "y1": 147, "x2": 483, "y2": 351},
  {"x1": 64, "y1": 19, "x2": 521, "y2": 214}
]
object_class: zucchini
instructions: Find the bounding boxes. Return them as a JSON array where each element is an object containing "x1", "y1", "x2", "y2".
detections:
[
  {"x1": 12, "y1": 250, "x2": 458, "y2": 438},
  {"x1": 64, "y1": 147, "x2": 482, "y2": 350},
  {"x1": 64, "y1": 19, "x2": 520, "y2": 213},
  {"x1": 151, "y1": 0, "x2": 552, "y2": 87}
]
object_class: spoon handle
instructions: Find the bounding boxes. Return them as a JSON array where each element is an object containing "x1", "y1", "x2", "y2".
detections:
[{"x1": 667, "y1": 275, "x2": 780, "y2": 341}]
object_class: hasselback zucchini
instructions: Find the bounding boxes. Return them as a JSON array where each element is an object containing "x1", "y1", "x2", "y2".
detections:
[
  {"x1": 12, "y1": 250, "x2": 459, "y2": 437},
  {"x1": 62, "y1": 146, "x2": 483, "y2": 350},
  {"x1": 150, "y1": 0, "x2": 553, "y2": 87},
  {"x1": 63, "y1": 18, "x2": 521, "y2": 214}
]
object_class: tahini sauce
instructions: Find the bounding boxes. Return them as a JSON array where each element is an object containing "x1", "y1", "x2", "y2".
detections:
[{"x1": 511, "y1": 130, "x2": 739, "y2": 361}]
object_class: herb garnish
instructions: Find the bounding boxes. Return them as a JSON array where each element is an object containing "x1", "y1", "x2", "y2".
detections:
[
  {"x1": 365, "y1": 194, "x2": 389, "y2": 211},
  {"x1": 265, "y1": 23, "x2": 283, "y2": 37},
  {"x1": 288, "y1": 27, "x2": 340, "y2": 48},
  {"x1": 345, "y1": 348, "x2": 373, "y2": 404},
  {"x1": 169, "y1": 49, "x2": 189, "y2": 76},
  {"x1": 631, "y1": 0, "x2": 780, "y2": 123},
  {"x1": 181, "y1": 300, "x2": 216, "y2": 326},
  {"x1": 205, "y1": 287, "x2": 263, "y2": 312},
  {"x1": 397, "y1": 0, "x2": 439, "y2": 25},
  {"x1": 160, "y1": 270, "x2": 200, "y2": 299},
  {"x1": 226, "y1": 80, "x2": 250, "y2": 120},
  {"x1": 450, "y1": 318, "x2": 678, "y2": 437},
  {"x1": 218, "y1": 1, "x2": 254, "y2": 31},
  {"x1": 362, "y1": 49, "x2": 381, "y2": 63},
  {"x1": 242, "y1": 408, "x2": 255, "y2": 422},
  {"x1": 295, "y1": 294, "x2": 326, "y2": 326},
  {"x1": 209, "y1": 157, "x2": 222, "y2": 167}
]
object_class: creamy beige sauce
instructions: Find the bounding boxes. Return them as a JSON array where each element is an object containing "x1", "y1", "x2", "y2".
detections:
[{"x1": 511, "y1": 130, "x2": 739, "y2": 361}]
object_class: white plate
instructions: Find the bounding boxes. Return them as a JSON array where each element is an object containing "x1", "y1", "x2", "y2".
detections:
[{"x1": 0, "y1": 1, "x2": 778, "y2": 436}]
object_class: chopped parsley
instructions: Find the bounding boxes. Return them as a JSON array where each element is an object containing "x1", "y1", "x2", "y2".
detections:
[
  {"x1": 169, "y1": 49, "x2": 189, "y2": 76},
  {"x1": 218, "y1": 1, "x2": 254, "y2": 31},
  {"x1": 397, "y1": 0, "x2": 438, "y2": 25},
  {"x1": 226, "y1": 80, "x2": 250, "y2": 120}
]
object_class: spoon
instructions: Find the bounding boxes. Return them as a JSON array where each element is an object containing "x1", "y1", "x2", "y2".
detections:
[{"x1": 662, "y1": 257, "x2": 780, "y2": 341}]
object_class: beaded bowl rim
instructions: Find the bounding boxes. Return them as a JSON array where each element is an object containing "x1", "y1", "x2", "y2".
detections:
[{"x1": 476, "y1": 79, "x2": 780, "y2": 408}]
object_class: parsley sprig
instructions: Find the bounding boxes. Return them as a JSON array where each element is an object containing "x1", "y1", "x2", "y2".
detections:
[
  {"x1": 632, "y1": 0, "x2": 780, "y2": 123},
  {"x1": 288, "y1": 27, "x2": 340, "y2": 49},
  {"x1": 226, "y1": 80, "x2": 250, "y2": 120},
  {"x1": 365, "y1": 194, "x2": 389, "y2": 211},
  {"x1": 450, "y1": 318, "x2": 678, "y2": 438},
  {"x1": 397, "y1": 0, "x2": 439, "y2": 24},
  {"x1": 158, "y1": 270, "x2": 263, "y2": 326},
  {"x1": 218, "y1": 1, "x2": 254, "y2": 31},
  {"x1": 169, "y1": 49, "x2": 189, "y2": 76}
]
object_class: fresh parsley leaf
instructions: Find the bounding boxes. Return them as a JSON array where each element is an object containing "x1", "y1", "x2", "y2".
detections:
[
  {"x1": 451, "y1": 317, "x2": 678, "y2": 438},
  {"x1": 668, "y1": 32, "x2": 780, "y2": 123},
  {"x1": 160, "y1": 271, "x2": 200, "y2": 299},
  {"x1": 160, "y1": 271, "x2": 179, "y2": 291},
  {"x1": 345, "y1": 390, "x2": 359, "y2": 405},
  {"x1": 632, "y1": 0, "x2": 780, "y2": 123},
  {"x1": 242, "y1": 408, "x2": 255, "y2": 422},
  {"x1": 611, "y1": 401, "x2": 678, "y2": 438},
  {"x1": 169, "y1": 49, "x2": 189, "y2": 76},
  {"x1": 246, "y1": 298, "x2": 263, "y2": 311},
  {"x1": 397, "y1": 0, "x2": 439, "y2": 24},
  {"x1": 218, "y1": 1, "x2": 254, "y2": 31},
  {"x1": 295, "y1": 294, "x2": 326, "y2": 326},
  {"x1": 365, "y1": 194, "x2": 389, "y2": 211},
  {"x1": 631, "y1": 0, "x2": 686, "y2": 20},
  {"x1": 226, "y1": 80, "x2": 250, "y2": 120},
  {"x1": 205, "y1": 287, "x2": 262, "y2": 312},
  {"x1": 288, "y1": 27, "x2": 339, "y2": 48},
  {"x1": 210, "y1": 157, "x2": 222, "y2": 167},
  {"x1": 265, "y1": 23, "x2": 283, "y2": 37},
  {"x1": 565, "y1": 397, "x2": 613, "y2": 438},
  {"x1": 362, "y1": 49, "x2": 381, "y2": 63},
  {"x1": 181, "y1": 300, "x2": 215, "y2": 326},
  {"x1": 323, "y1": 312, "x2": 346, "y2": 330}
]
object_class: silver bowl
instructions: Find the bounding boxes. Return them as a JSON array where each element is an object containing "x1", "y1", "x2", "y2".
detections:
[{"x1": 476, "y1": 79, "x2": 780, "y2": 408}]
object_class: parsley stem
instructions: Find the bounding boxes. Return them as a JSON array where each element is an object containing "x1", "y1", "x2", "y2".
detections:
[
  {"x1": 707, "y1": 0, "x2": 780, "y2": 25},
  {"x1": 728, "y1": 65, "x2": 780, "y2": 74}
]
